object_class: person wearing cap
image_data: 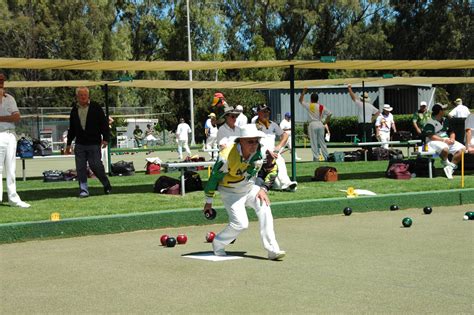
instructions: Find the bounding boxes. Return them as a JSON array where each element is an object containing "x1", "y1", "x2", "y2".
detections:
[
  {"x1": 176, "y1": 118, "x2": 192, "y2": 159},
  {"x1": 235, "y1": 104, "x2": 248, "y2": 127},
  {"x1": 216, "y1": 103, "x2": 241, "y2": 149},
  {"x1": 204, "y1": 113, "x2": 218, "y2": 160},
  {"x1": 0, "y1": 73, "x2": 30, "y2": 208},
  {"x1": 448, "y1": 98, "x2": 470, "y2": 119},
  {"x1": 255, "y1": 103, "x2": 297, "y2": 191},
  {"x1": 423, "y1": 103, "x2": 465, "y2": 179},
  {"x1": 66, "y1": 86, "x2": 112, "y2": 198},
  {"x1": 203, "y1": 124, "x2": 285, "y2": 260},
  {"x1": 347, "y1": 84, "x2": 380, "y2": 142},
  {"x1": 413, "y1": 101, "x2": 430, "y2": 139},
  {"x1": 279, "y1": 112, "x2": 301, "y2": 160},
  {"x1": 375, "y1": 104, "x2": 397, "y2": 149},
  {"x1": 299, "y1": 88, "x2": 332, "y2": 161}
]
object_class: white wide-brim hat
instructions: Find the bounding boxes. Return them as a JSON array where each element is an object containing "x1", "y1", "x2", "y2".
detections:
[
  {"x1": 235, "y1": 124, "x2": 266, "y2": 142},
  {"x1": 383, "y1": 104, "x2": 393, "y2": 112}
]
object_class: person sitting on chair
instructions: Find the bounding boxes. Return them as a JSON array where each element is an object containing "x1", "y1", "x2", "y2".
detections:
[{"x1": 423, "y1": 103, "x2": 465, "y2": 180}]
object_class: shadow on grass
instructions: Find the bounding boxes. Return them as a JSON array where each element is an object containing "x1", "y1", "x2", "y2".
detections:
[{"x1": 18, "y1": 184, "x2": 155, "y2": 202}]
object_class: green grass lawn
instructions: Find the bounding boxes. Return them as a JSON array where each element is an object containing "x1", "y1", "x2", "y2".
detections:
[{"x1": 2, "y1": 160, "x2": 473, "y2": 224}]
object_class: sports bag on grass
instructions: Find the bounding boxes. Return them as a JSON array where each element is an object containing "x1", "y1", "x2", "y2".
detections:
[
  {"x1": 146, "y1": 162, "x2": 161, "y2": 174},
  {"x1": 312, "y1": 166, "x2": 338, "y2": 182},
  {"x1": 153, "y1": 176, "x2": 180, "y2": 194},
  {"x1": 111, "y1": 160, "x2": 135, "y2": 176},
  {"x1": 386, "y1": 163, "x2": 411, "y2": 180},
  {"x1": 184, "y1": 171, "x2": 203, "y2": 192},
  {"x1": 16, "y1": 138, "x2": 34, "y2": 158},
  {"x1": 43, "y1": 170, "x2": 66, "y2": 182}
]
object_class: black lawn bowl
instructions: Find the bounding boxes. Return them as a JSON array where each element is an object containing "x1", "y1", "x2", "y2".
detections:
[
  {"x1": 390, "y1": 205, "x2": 399, "y2": 211},
  {"x1": 343, "y1": 207, "x2": 352, "y2": 216},
  {"x1": 204, "y1": 208, "x2": 217, "y2": 220},
  {"x1": 166, "y1": 237, "x2": 177, "y2": 247},
  {"x1": 423, "y1": 206, "x2": 433, "y2": 215}
]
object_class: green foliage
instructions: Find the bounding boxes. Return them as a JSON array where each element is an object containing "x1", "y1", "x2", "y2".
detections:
[{"x1": 0, "y1": 0, "x2": 472, "y2": 125}]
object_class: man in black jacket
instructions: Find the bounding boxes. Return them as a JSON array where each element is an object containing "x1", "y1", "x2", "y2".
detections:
[{"x1": 65, "y1": 87, "x2": 111, "y2": 197}]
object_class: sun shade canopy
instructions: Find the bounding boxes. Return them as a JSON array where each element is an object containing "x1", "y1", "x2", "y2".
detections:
[
  {"x1": 0, "y1": 58, "x2": 473, "y2": 71},
  {"x1": 4, "y1": 77, "x2": 473, "y2": 89}
]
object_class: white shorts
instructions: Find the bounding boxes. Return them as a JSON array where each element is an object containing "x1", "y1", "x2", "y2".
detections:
[{"x1": 428, "y1": 140, "x2": 465, "y2": 155}]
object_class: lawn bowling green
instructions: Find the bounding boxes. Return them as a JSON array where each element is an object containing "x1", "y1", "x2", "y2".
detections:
[{"x1": 1, "y1": 204, "x2": 471, "y2": 313}]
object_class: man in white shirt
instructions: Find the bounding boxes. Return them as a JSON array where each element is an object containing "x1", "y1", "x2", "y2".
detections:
[
  {"x1": 375, "y1": 104, "x2": 397, "y2": 149},
  {"x1": 204, "y1": 113, "x2": 218, "y2": 160},
  {"x1": 347, "y1": 84, "x2": 380, "y2": 142},
  {"x1": 216, "y1": 104, "x2": 241, "y2": 149},
  {"x1": 465, "y1": 113, "x2": 474, "y2": 154},
  {"x1": 448, "y1": 98, "x2": 470, "y2": 118},
  {"x1": 176, "y1": 118, "x2": 192, "y2": 159},
  {"x1": 235, "y1": 105, "x2": 248, "y2": 127},
  {"x1": 255, "y1": 104, "x2": 297, "y2": 191},
  {"x1": 279, "y1": 112, "x2": 301, "y2": 160},
  {"x1": 0, "y1": 73, "x2": 30, "y2": 208}
]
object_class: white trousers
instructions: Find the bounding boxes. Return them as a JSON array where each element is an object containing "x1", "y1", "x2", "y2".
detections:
[
  {"x1": 379, "y1": 131, "x2": 390, "y2": 149},
  {"x1": 214, "y1": 185, "x2": 281, "y2": 254},
  {"x1": 205, "y1": 135, "x2": 217, "y2": 159},
  {"x1": 177, "y1": 140, "x2": 191, "y2": 159},
  {"x1": 276, "y1": 155, "x2": 292, "y2": 185},
  {"x1": 0, "y1": 132, "x2": 23, "y2": 204}
]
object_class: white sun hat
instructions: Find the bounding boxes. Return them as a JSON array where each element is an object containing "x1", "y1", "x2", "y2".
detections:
[
  {"x1": 234, "y1": 124, "x2": 266, "y2": 142},
  {"x1": 383, "y1": 104, "x2": 393, "y2": 112}
]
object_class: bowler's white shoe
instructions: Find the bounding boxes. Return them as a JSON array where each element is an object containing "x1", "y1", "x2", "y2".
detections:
[
  {"x1": 212, "y1": 242, "x2": 227, "y2": 256},
  {"x1": 9, "y1": 201, "x2": 31, "y2": 208},
  {"x1": 268, "y1": 250, "x2": 286, "y2": 260},
  {"x1": 443, "y1": 165, "x2": 454, "y2": 179}
]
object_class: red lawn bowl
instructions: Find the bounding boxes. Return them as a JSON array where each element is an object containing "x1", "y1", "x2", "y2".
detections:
[
  {"x1": 177, "y1": 234, "x2": 188, "y2": 245},
  {"x1": 206, "y1": 232, "x2": 216, "y2": 243},
  {"x1": 160, "y1": 234, "x2": 169, "y2": 246}
]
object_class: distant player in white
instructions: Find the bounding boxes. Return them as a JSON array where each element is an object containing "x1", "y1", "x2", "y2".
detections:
[
  {"x1": 176, "y1": 118, "x2": 191, "y2": 159},
  {"x1": 279, "y1": 112, "x2": 301, "y2": 160},
  {"x1": 375, "y1": 104, "x2": 397, "y2": 149}
]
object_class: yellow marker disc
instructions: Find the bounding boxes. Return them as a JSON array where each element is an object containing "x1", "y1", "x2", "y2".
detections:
[{"x1": 50, "y1": 212, "x2": 61, "y2": 221}]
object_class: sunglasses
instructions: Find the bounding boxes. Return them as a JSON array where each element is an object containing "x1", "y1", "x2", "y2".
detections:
[
  {"x1": 242, "y1": 139, "x2": 260, "y2": 145},
  {"x1": 227, "y1": 114, "x2": 238, "y2": 119}
]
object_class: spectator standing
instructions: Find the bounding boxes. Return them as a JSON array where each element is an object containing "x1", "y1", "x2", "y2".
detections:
[
  {"x1": 133, "y1": 125, "x2": 143, "y2": 148},
  {"x1": 413, "y1": 101, "x2": 430, "y2": 141},
  {"x1": 66, "y1": 86, "x2": 112, "y2": 198},
  {"x1": 347, "y1": 84, "x2": 380, "y2": 142},
  {"x1": 176, "y1": 118, "x2": 192, "y2": 159},
  {"x1": 0, "y1": 73, "x2": 30, "y2": 208},
  {"x1": 204, "y1": 113, "x2": 218, "y2": 160},
  {"x1": 448, "y1": 98, "x2": 470, "y2": 118},
  {"x1": 204, "y1": 124, "x2": 286, "y2": 260},
  {"x1": 279, "y1": 112, "x2": 301, "y2": 160},
  {"x1": 375, "y1": 104, "x2": 397, "y2": 149},
  {"x1": 423, "y1": 103, "x2": 465, "y2": 179},
  {"x1": 299, "y1": 88, "x2": 332, "y2": 161},
  {"x1": 235, "y1": 105, "x2": 248, "y2": 127}
]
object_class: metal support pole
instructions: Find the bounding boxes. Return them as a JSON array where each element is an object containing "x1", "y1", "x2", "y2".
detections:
[
  {"x1": 362, "y1": 81, "x2": 366, "y2": 142},
  {"x1": 186, "y1": 0, "x2": 195, "y2": 145},
  {"x1": 289, "y1": 65, "x2": 296, "y2": 181},
  {"x1": 104, "y1": 84, "x2": 112, "y2": 174}
]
